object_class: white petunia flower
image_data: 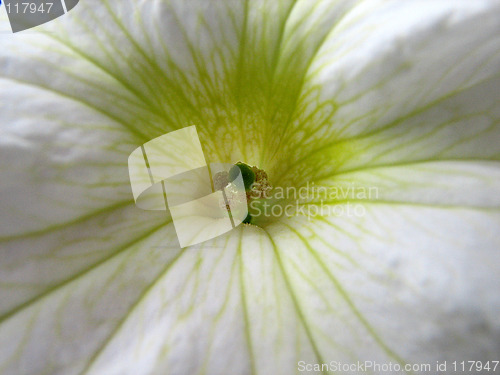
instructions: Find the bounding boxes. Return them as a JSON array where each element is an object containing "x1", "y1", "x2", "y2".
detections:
[{"x1": 1, "y1": 1, "x2": 500, "y2": 374}]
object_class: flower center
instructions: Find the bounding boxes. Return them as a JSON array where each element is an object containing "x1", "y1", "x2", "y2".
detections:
[{"x1": 214, "y1": 162, "x2": 274, "y2": 226}]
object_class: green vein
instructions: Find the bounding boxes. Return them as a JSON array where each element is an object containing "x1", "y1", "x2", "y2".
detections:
[
  {"x1": 262, "y1": 228, "x2": 328, "y2": 375},
  {"x1": 81, "y1": 247, "x2": 184, "y2": 375},
  {"x1": 0, "y1": 220, "x2": 171, "y2": 325},
  {"x1": 237, "y1": 228, "x2": 256, "y2": 375},
  {"x1": 282, "y1": 223, "x2": 410, "y2": 373},
  {"x1": 0, "y1": 200, "x2": 133, "y2": 242}
]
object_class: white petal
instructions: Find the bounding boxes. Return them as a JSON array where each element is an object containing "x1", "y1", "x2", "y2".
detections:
[
  {"x1": 0, "y1": 0, "x2": 330, "y2": 373},
  {"x1": 61, "y1": 226, "x2": 334, "y2": 375},
  {"x1": 0, "y1": 226, "x2": 182, "y2": 375},
  {"x1": 277, "y1": 0, "x2": 500, "y2": 184},
  {"x1": 266, "y1": 208, "x2": 500, "y2": 366},
  {"x1": 322, "y1": 161, "x2": 500, "y2": 208},
  {"x1": 264, "y1": 0, "x2": 500, "y2": 369},
  {"x1": 1, "y1": 0, "x2": 500, "y2": 374}
]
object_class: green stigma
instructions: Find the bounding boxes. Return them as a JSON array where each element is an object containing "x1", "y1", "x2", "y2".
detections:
[
  {"x1": 229, "y1": 162, "x2": 255, "y2": 191},
  {"x1": 216, "y1": 162, "x2": 272, "y2": 226}
]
